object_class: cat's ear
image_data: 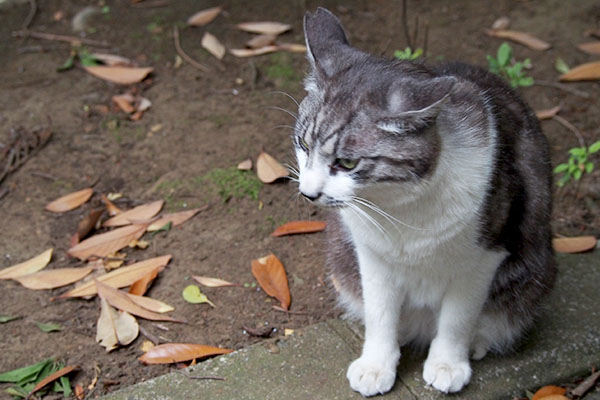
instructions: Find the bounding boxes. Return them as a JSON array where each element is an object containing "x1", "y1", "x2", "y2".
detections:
[
  {"x1": 379, "y1": 77, "x2": 457, "y2": 133},
  {"x1": 304, "y1": 7, "x2": 350, "y2": 77}
]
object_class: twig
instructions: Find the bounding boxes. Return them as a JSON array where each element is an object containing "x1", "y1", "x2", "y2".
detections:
[
  {"x1": 569, "y1": 370, "x2": 600, "y2": 398},
  {"x1": 130, "y1": 0, "x2": 170, "y2": 8},
  {"x1": 22, "y1": 0, "x2": 37, "y2": 30},
  {"x1": 176, "y1": 371, "x2": 225, "y2": 381},
  {"x1": 272, "y1": 305, "x2": 309, "y2": 315},
  {"x1": 12, "y1": 30, "x2": 110, "y2": 47},
  {"x1": 31, "y1": 171, "x2": 58, "y2": 181},
  {"x1": 139, "y1": 325, "x2": 160, "y2": 345},
  {"x1": 552, "y1": 115, "x2": 586, "y2": 148},
  {"x1": 173, "y1": 25, "x2": 209, "y2": 73},
  {"x1": 534, "y1": 80, "x2": 591, "y2": 99}
]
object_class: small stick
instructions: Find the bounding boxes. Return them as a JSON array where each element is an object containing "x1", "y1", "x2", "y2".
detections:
[
  {"x1": 569, "y1": 370, "x2": 600, "y2": 398},
  {"x1": 551, "y1": 115, "x2": 586, "y2": 148},
  {"x1": 272, "y1": 305, "x2": 309, "y2": 315},
  {"x1": 534, "y1": 80, "x2": 591, "y2": 99},
  {"x1": 31, "y1": 171, "x2": 58, "y2": 181},
  {"x1": 173, "y1": 26, "x2": 209, "y2": 73},
  {"x1": 139, "y1": 325, "x2": 160, "y2": 345},
  {"x1": 130, "y1": 0, "x2": 170, "y2": 8},
  {"x1": 177, "y1": 371, "x2": 225, "y2": 381},
  {"x1": 22, "y1": 0, "x2": 37, "y2": 30},
  {"x1": 12, "y1": 30, "x2": 110, "y2": 47}
]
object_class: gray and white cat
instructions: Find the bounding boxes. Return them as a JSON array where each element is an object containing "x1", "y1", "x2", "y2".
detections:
[{"x1": 293, "y1": 8, "x2": 556, "y2": 397}]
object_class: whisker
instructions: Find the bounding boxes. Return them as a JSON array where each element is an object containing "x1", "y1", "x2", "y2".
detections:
[
  {"x1": 346, "y1": 202, "x2": 388, "y2": 236},
  {"x1": 264, "y1": 106, "x2": 308, "y2": 131},
  {"x1": 269, "y1": 90, "x2": 300, "y2": 108},
  {"x1": 271, "y1": 125, "x2": 296, "y2": 132},
  {"x1": 351, "y1": 196, "x2": 429, "y2": 232}
]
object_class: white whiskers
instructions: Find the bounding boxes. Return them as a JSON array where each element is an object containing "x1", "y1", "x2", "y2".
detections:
[{"x1": 350, "y1": 196, "x2": 429, "y2": 232}]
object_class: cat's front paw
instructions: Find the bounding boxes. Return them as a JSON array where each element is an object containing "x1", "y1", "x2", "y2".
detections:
[
  {"x1": 422, "y1": 356, "x2": 471, "y2": 393},
  {"x1": 346, "y1": 356, "x2": 397, "y2": 397}
]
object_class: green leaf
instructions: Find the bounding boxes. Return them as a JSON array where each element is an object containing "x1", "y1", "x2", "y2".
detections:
[
  {"x1": 497, "y1": 42, "x2": 511, "y2": 66},
  {"x1": 58, "y1": 375, "x2": 72, "y2": 396},
  {"x1": 557, "y1": 174, "x2": 570, "y2": 186},
  {"x1": 518, "y1": 77, "x2": 534, "y2": 87},
  {"x1": 182, "y1": 285, "x2": 215, "y2": 307},
  {"x1": 0, "y1": 315, "x2": 20, "y2": 323},
  {"x1": 0, "y1": 359, "x2": 53, "y2": 383},
  {"x1": 569, "y1": 148, "x2": 586, "y2": 157},
  {"x1": 5, "y1": 386, "x2": 28, "y2": 398},
  {"x1": 585, "y1": 162, "x2": 594, "y2": 173},
  {"x1": 555, "y1": 57, "x2": 570, "y2": 74},
  {"x1": 35, "y1": 322, "x2": 63, "y2": 332},
  {"x1": 589, "y1": 141, "x2": 600, "y2": 154},
  {"x1": 57, "y1": 54, "x2": 75, "y2": 72},
  {"x1": 574, "y1": 169, "x2": 583, "y2": 180},
  {"x1": 553, "y1": 163, "x2": 569, "y2": 173}
]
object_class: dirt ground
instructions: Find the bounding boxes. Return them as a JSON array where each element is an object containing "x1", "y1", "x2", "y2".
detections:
[{"x1": 1, "y1": 0, "x2": 599, "y2": 398}]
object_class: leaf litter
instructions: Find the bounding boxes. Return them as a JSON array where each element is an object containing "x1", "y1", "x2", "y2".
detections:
[
  {"x1": 271, "y1": 220, "x2": 327, "y2": 237},
  {"x1": 45, "y1": 188, "x2": 93, "y2": 213},
  {"x1": 0, "y1": 248, "x2": 53, "y2": 280},
  {"x1": 251, "y1": 254, "x2": 291, "y2": 310},
  {"x1": 97, "y1": 297, "x2": 139, "y2": 351},
  {"x1": 14, "y1": 266, "x2": 94, "y2": 290},
  {"x1": 192, "y1": 276, "x2": 240, "y2": 288},
  {"x1": 559, "y1": 61, "x2": 600, "y2": 81},
  {"x1": 256, "y1": 151, "x2": 289, "y2": 183},
  {"x1": 484, "y1": 29, "x2": 551, "y2": 50},
  {"x1": 139, "y1": 343, "x2": 233, "y2": 364},
  {"x1": 187, "y1": 6, "x2": 223, "y2": 26},
  {"x1": 103, "y1": 200, "x2": 164, "y2": 227},
  {"x1": 68, "y1": 223, "x2": 149, "y2": 260},
  {"x1": 182, "y1": 285, "x2": 216, "y2": 307},
  {"x1": 201, "y1": 32, "x2": 227, "y2": 60}
]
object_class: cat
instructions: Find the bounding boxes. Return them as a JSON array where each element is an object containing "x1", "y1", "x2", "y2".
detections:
[{"x1": 293, "y1": 7, "x2": 556, "y2": 397}]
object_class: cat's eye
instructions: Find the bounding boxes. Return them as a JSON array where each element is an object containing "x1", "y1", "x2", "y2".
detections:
[
  {"x1": 298, "y1": 136, "x2": 310, "y2": 152},
  {"x1": 336, "y1": 158, "x2": 359, "y2": 170}
]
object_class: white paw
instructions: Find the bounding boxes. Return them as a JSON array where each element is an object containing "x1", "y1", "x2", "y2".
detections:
[
  {"x1": 423, "y1": 356, "x2": 471, "y2": 393},
  {"x1": 346, "y1": 356, "x2": 397, "y2": 397}
]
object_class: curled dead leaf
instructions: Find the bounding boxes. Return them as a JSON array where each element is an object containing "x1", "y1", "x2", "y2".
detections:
[
  {"x1": 236, "y1": 21, "x2": 291, "y2": 36},
  {"x1": 146, "y1": 207, "x2": 206, "y2": 232},
  {"x1": 46, "y1": 188, "x2": 93, "y2": 213},
  {"x1": 201, "y1": 32, "x2": 226, "y2": 60},
  {"x1": 256, "y1": 151, "x2": 289, "y2": 183},
  {"x1": 68, "y1": 223, "x2": 148, "y2": 260},
  {"x1": 577, "y1": 42, "x2": 600, "y2": 55},
  {"x1": 139, "y1": 343, "x2": 232, "y2": 364},
  {"x1": 112, "y1": 94, "x2": 135, "y2": 114},
  {"x1": 535, "y1": 105, "x2": 561, "y2": 121},
  {"x1": 251, "y1": 254, "x2": 291, "y2": 310},
  {"x1": 553, "y1": 236, "x2": 597, "y2": 253},
  {"x1": 103, "y1": 200, "x2": 164, "y2": 227},
  {"x1": 246, "y1": 34, "x2": 276, "y2": 49},
  {"x1": 271, "y1": 220, "x2": 327, "y2": 237},
  {"x1": 102, "y1": 194, "x2": 122, "y2": 216},
  {"x1": 187, "y1": 6, "x2": 222, "y2": 26},
  {"x1": 91, "y1": 53, "x2": 134, "y2": 67},
  {"x1": 531, "y1": 385, "x2": 567, "y2": 400},
  {"x1": 15, "y1": 267, "x2": 93, "y2": 290},
  {"x1": 491, "y1": 16, "x2": 510, "y2": 30},
  {"x1": 75, "y1": 208, "x2": 104, "y2": 243},
  {"x1": 127, "y1": 293, "x2": 174, "y2": 313},
  {"x1": 128, "y1": 266, "x2": 159, "y2": 295},
  {"x1": 485, "y1": 29, "x2": 551, "y2": 51},
  {"x1": 84, "y1": 66, "x2": 153, "y2": 85},
  {"x1": 0, "y1": 248, "x2": 53, "y2": 280},
  {"x1": 229, "y1": 46, "x2": 279, "y2": 58},
  {"x1": 97, "y1": 298, "x2": 139, "y2": 351},
  {"x1": 559, "y1": 61, "x2": 600, "y2": 82}
]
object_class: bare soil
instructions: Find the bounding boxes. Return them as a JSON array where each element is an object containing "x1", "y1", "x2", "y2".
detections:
[{"x1": 1, "y1": 0, "x2": 599, "y2": 398}]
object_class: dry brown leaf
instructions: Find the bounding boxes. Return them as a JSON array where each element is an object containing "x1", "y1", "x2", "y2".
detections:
[
  {"x1": 201, "y1": 32, "x2": 226, "y2": 60},
  {"x1": 187, "y1": 6, "x2": 222, "y2": 26},
  {"x1": 559, "y1": 61, "x2": 600, "y2": 81},
  {"x1": 96, "y1": 280, "x2": 180, "y2": 322},
  {"x1": 532, "y1": 385, "x2": 567, "y2": 400},
  {"x1": 101, "y1": 194, "x2": 122, "y2": 216},
  {"x1": 74, "y1": 384, "x2": 85, "y2": 400},
  {"x1": 251, "y1": 254, "x2": 291, "y2": 310},
  {"x1": 534, "y1": 396, "x2": 569, "y2": 400},
  {"x1": 15, "y1": 267, "x2": 93, "y2": 290},
  {"x1": 246, "y1": 34, "x2": 276, "y2": 49},
  {"x1": 128, "y1": 267, "x2": 159, "y2": 296},
  {"x1": 553, "y1": 236, "x2": 597, "y2": 253},
  {"x1": 271, "y1": 220, "x2": 327, "y2": 237},
  {"x1": 229, "y1": 46, "x2": 279, "y2": 58},
  {"x1": 236, "y1": 21, "x2": 291, "y2": 36},
  {"x1": 535, "y1": 105, "x2": 561, "y2": 121},
  {"x1": 0, "y1": 248, "x2": 53, "y2": 280},
  {"x1": 59, "y1": 255, "x2": 171, "y2": 298},
  {"x1": 31, "y1": 365, "x2": 77, "y2": 395},
  {"x1": 192, "y1": 276, "x2": 239, "y2": 287},
  {"x1": 139, "y1": 343, "x2": 233, "y2": 364},
  {"x1": 75, "y1": 208, "x2": 104, "y2": 243},
  {"x1": 577, "y1": 42, "x2": 600, "y2": 55},
  {"x1": 127, "y1": 293, "x2": 174, "y2": 313},
  {"x1": 68, "y1": 223, "x2": 148, "y2": 260},
  {"x1": 491, "y1": 16, "x2": 510, "y2": 30},
  {"x1": 237, "y1": 159, "x2": 252, "y2": 170},
  {"x1": 45, "y1": 188, "x2": 93, "y2": 213},
  {"x1": 146, "y1": 207, "x2": 205, "y2": 231},
  {"x1": 256, "y1": 151, "x2": 289, "y2": 183},
  {"x1": 103, "y1": 200, "x2": 164, "y2": 227},
  {"x1": 84, "y1": 66, "x2": 153, "y2": 85},
  {"x1": 112, "y1": 94, "x2": 135, "y2": 114},
  {"x1": 91, "y1": 53, "x2": 134, "y2": 67},
  {"x1": 96, "y1": 298, "x2": 138, "y2": 351},
  {"x1": 485, "y1": 29, "x2": 551, "y2": 51},
  {"x1": 141, "y1": 340, "x2": 155, "y2": 352},
  {"x1": 277, "y1": 43, "x2": 307, "y2": 53}
]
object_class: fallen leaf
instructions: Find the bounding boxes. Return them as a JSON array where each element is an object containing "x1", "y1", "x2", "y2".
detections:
[
  {"x1": 103, "y1": 200, "x2": 164, "y2": 227},
  {"x1": 84, "y1": 66, "x2": 153, "y2": 85},
  {"x1": 570, "y1": 370, "x2": 600, "y2": 398},
  {"x1": 14, "y1": 267, "x2": 93, "y2": 290},
  {"x1": 0, "y1": 248, "x2": 53, "y2": 280},
  {"x1": 553, "y1": 236, "x2": 597, "y2": 253},
  {"x1": 577, "y1": 42, "x2": 600, "y2": 55},
  {"x1": 284, "y1": 328, "x2": 294, "y2": 336},
  {"x1": 129, "y1": 239, "x2": 149, "y2": 249},
  {"x1": 201, "y1": 32, "x2": 226, "y2": 60},
  {"x1": 182, "y1": 285, "x2": 215, "y2": 307},
  {"x1": 256, "y1": 151, "x2": 289, "y2": 183},
  {"x1": 141, "y1": 340, "x2": 155, "y2": 352},
  {"x1": 31, "y1": 365, "x2": 76, "y2": 395},
  {"x1": 535, "y1": 105, "x2": 561, "y2": 121},
  {"x1": 127, "y1": 293, "x2": 174, "y2": 313},
  {"x1": 491, "y1": 16, "x2": 510, "y2": 30},
  {"x1": 0, "y1": 315, "x2": 20, "y2": 323},
  {"x1": 136, "y1": 97, "x2": 152, "y2": 112},
  {"x1": 74, "y1": 384, "x2": 84, "y2": 400},
  {"x1": 96, "y1": 298, "x2": 117, "y2": 351},
  {"x1": 277, "y1": 43, "x2": 307, "y2": 53},
  {"x1": 91, "y1": 53, "x2": 134, "y2": 67},
  {"x1": 146, "y1": 207, "x2": 205, "y2": 231},
  {"x1": 251, "y1": 254, "x2": 291, "y2": 310},
  {"x1": 187, "y1": 6, "x2": 222, "y2": 26},
  {"x1": 128, "y1": 267, "x2": 159, "y2": 295},
  {"x1": 533, "y1": 396, "x2": 569, "y2": 400},
  {"x1": 236, "y1": 21, "x2": 291, "y2": 36},
  {"x1": 104, "y1": 252, "x2": 126, "y2": 271},
  {"x1": 59, "y1": 255, "x2": 171, "y2": 298},
  {"x1": 112, "y1": 93, "x2": 135, "y2": 113},
  {"x1": 68, "y1": 223, "x2": 148, "y2": 260},
  {"x1": 96, "y1": 280, "x2": 180, "y2": 322},
  {"x1": 229, "y1": 46, "x2": 279, "y2": 58},
  {"x1": 75, "y1": 208, "x2": 104, "y2": 243},
  {"x1": 102, "y1": 194, "x2": 122, "y2": 216},
  {"x1": 532, "y1": 385, "x2": 566, "y2": 400},
  {"x1": 485, "y1": 29, "x2": 551, "y2": 51},
  {"x1": 192, "y1": 276, "x2": 239, "y2": 288},
  {"x1": 45, "y1": 188, "x2": 93, "y2": 212},
  {"x1": 139, "y1": 343, "x2": 232, "y2": 364},
  {"x1": 559, "y1": 61, "x2": 600, "y2": 81},
  {"x1": 271, "y1": 220, "x2": 326, "y2": 237},
  {"x1": 0, "y1": 358, "x2": 53, "y2": 383},
  {"x1": 35, "y1": 322, "x2": 62, "y2": 332},
  {"x1": 246, "y1": 34, "x2": 276, "y2": 49},
  {"x1": 237, "y1": 159, "x2": 252, "y2": 170}
]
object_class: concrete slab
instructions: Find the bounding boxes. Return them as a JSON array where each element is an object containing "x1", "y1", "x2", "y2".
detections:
[{"x1": 102, "y1": 253, "x2": 599, "y2": 399}]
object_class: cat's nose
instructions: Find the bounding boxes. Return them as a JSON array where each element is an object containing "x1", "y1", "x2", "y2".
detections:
[{"x1": 301, "y1": 191, "x2": 321, "y2": 202}]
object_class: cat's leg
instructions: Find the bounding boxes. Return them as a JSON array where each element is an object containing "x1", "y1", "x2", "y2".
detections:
[
  {"x1": 423, "y1": 251, "x2": 504, "y2": 393},
  {"x1": 346, "y1": 245, "x2": 403, "y2": 397}
]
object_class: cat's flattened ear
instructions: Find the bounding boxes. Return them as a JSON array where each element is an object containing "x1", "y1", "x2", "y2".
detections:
[{"x1": 304, "y1": 7, "x2": 349, "y2": 77}]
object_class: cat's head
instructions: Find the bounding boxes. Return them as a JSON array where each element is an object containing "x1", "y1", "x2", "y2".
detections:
[{"x1": 295, "y1": 7, "x2": 455, "y2": 207}]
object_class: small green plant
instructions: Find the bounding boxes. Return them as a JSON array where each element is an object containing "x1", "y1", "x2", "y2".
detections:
[
  {"x1": 200, "y1": 167, "x2": 262, "y2": 202},
  {"x1": 57, "y1": 47, "x2": 99, "y2": 71},
  {"x1": 487, "y1": 42, "x2": 533, "y2": 88},
  {"x1": 393, "y1": 47, "x2": 423, "y2": 60},
  {"x1": 553, "y1": 141, "x2": 600, "y2": 187}
]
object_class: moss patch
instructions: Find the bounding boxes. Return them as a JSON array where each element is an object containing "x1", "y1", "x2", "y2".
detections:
[{"x1": 199, "y1": 167, "x2": 262, "y2": 202}]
